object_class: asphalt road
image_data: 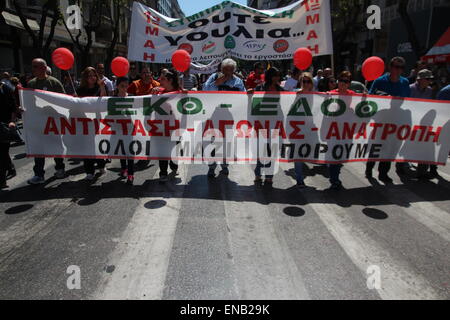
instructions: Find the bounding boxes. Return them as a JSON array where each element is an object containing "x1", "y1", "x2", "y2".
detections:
[{"x1": 0, "y1": 142, "x2": 449, "y2": 300}]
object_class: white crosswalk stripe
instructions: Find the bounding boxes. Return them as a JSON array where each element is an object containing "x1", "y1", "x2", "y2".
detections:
[
  {"x1": 279, "y1": 162, "x2": 445, "y2": 300},
  {"x1": 224, "y1": 165, "x2": 310, "y2": 299},
  {"x1": 93, "y1": 166, "x2": 187, "y2": 299},
  {"x1": 347, "y1": 162, "x2": 450, "y2": 242},
  {"x1": 0, "y1": 149, "x2": 448, "y2": 299}
]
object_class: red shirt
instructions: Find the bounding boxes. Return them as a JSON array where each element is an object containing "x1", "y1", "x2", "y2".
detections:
[
  {"x1": 127, "y1": 79, "x2": 160, "y2": 96},
  {"x1": 245, "y1": 71, "x2": 265, "y2": 89},
  {"x1": 329, "y1": 89, "x2": 355, "y2": 94},
  {"x1": 155, "y1": 88, "x2": 182, "y2": 94}
]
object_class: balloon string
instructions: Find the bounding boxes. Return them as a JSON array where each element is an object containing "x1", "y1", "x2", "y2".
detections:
[{"x1": 68, "y1": 72, "x2": 77, "y2": 97}]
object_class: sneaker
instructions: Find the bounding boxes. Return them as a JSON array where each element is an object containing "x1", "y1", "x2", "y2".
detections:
[
  {"x1": 98, "y1": 168, "x2": 106, "y2": 175},
  {"x1": 127, "y1": 175, "x2": 134, "y2": 185},
  {"x1": 85, "y1": 174, "x2": 95, "y2": 181},
  {"x1": 54, "y1": 169, "x2": 65, "y2": 179},
  {"x1": 219, "y1": 167, "x2": 229, "y2": 176},
  {"x1": 207, "y1": 168, "x2": 215, "y2": 178},
  {"x1": 6, "y1": 169, "x2": 16, "y2": 180},
  {"x1": 27, "y1": 176, "x2": 45, "y2": 185},
  {"x1": 120, "y1": 169, "x2": 128, "y2": 178},
  {"x1": 160, "y1": 174, "x2": 168, "y2": 182},
  {"x1": 296, "y1": 181, "x2": 306, "y2": 189},
  {"x1": 379, "y1": 174, "x2": 393, "y2": 183}
]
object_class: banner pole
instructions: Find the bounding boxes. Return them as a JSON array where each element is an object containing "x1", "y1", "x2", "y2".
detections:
[{"x1": 331, "y1": 54, "x2": 335, "y2": 75}]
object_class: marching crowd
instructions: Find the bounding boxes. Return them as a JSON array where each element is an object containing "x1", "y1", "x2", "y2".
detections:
[{"x1": 1, "y1": 56, "x2": 449, "y2": 190}]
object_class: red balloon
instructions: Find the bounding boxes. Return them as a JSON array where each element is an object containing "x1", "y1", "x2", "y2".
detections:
[
  {"x1": 111, "y1": 57, "x2": 130, "y2": 77},
  {"x1": 52, "y1": 47, "x2": 74, "y2": 70},
  {"x1": 362, "y1": 56, "x2": 385, "y2": 81},
  {"x1": 293, "y1": 48, "x2": 312, "y2": 70},
  {"x1": 172, "y1": 50, "x2": 191, "y2": 72}
]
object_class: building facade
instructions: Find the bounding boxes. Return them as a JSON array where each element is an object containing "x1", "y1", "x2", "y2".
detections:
[{"x1": 0, "y1": 0, "x2": 183, "y2": 79}]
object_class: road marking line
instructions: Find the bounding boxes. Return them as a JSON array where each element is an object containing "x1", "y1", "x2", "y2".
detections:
[
  {"x1": 223, "y1": 164, "x2": 310, "y2": 299},
  {"x1": 93, "y1": 166, "x2": 186, "y2": 300},
  {"x1": 347, "y1": 162, "x2": 450, "y2": 242},
  {"x1": 279, "y1": 162, "x2": 443, "y2": 300}
]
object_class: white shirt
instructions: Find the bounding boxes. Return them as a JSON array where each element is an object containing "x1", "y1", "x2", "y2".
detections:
[
  {"x1": 313, "y1": 76, "x2": 322, "y2": 91},
  {"x1": 100, "y1": 75, "x2": 114, "y2": 95},
  {"x1": 283, "y1": 77, "x2": 298, "y2": 91}
]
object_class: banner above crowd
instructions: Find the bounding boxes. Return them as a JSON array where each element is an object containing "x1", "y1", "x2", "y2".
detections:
[
  {"x1": 20, "y1": 89, "x2": 450, "y2": 165},
  {"x1": 127, "y1": 0, "x2": 333, "y2": 64}
]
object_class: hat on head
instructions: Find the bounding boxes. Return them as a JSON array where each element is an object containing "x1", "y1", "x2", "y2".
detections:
[{"x1": 416, "y1": 69, "x2": 433, "y2": 80}]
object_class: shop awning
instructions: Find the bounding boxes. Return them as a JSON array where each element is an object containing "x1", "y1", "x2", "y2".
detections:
[{"x1": 1, "y1": 11, "x2": 39, "y2": 31}]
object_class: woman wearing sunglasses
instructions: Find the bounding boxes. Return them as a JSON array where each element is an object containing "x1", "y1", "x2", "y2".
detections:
[
  {"x1": 253, "y1": 67, "x2": 284, "y2": 186},
  {"x1": 329, "y1": 71, "x2": 356, "y2": 95},
  {"x1": 325, "y1": 71, "x2": 357, "y2": 190},
  {"x1": 152, "y1": 69, "x2": 188, "y2": 182},
  {"x1": 292, "y1": 72, "x2": 315, "y2": 188},
  {"x1": 114, "y1": 77, "x2": 136, "y2": 184},
  {"x1": 76, "y1": 67, "x2": 107, "y2": 181}
]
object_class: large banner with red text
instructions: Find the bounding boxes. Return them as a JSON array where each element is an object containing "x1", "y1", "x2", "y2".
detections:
[{"x1": 20, "y1": 89, "x2": 450, "y2": 165}]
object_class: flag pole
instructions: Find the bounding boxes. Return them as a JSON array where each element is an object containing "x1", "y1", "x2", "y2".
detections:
[{"x1": 331, "y1": 54, "x2": 335, "y2": 75}]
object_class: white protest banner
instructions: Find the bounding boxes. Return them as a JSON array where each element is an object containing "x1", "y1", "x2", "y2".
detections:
[
  {"x1": 20, "y1": 89, "x2": 450, "y2": 165},
  {"x1": 128, "y1": 0, "x2": 333, "y2": 63},
  {"x1": 190, "y1": 58, "x2": 222, "y2": 74}
]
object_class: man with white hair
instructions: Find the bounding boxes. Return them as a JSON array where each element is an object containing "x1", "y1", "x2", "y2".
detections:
[
  {"x1": 27, "y1": 58, "x2": 66, "y2": 184},
  {"x1": 202, "y1": 58, "x2": 245, "y2": 177},
  {"x1": 203, "y1": 58, "x2": 245, "y2": 92}
]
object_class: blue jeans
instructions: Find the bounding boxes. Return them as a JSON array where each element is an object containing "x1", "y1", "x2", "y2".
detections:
[
  {"x1": 254, "y1": 161, "x2": 273, "y2": 179},
  {"x1": 294, "y1": 162, "x2": 304, "y2": 184},
  {"x1": 328, "y1": 164, "x2": 342, "y2": 185}
]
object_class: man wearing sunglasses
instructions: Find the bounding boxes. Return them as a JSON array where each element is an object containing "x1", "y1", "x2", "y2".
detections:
[{"x1": 367, "y1": 56, "x2": 411, "y2": 183}]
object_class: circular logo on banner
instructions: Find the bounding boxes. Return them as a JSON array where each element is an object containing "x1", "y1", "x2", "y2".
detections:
[
  {"x1": 202, "y1": 41, "x2": 216, "y2": 54},
  {"x1": 178, "y1": 43, "x2": 193, "y2": 54},
  {"x1": 273, "y1": 40, "x2": 289, "y2": 53},
  {"x1": 224, "y1": 35, "x2": 236, "y2": 49}
]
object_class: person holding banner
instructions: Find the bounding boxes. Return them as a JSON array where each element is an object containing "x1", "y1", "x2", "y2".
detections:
[
  {"x1": 96, "y1": 63, "x2": 114, "y2": 96},
  {"x1": 27, "y1": 58, "x2": 66, "y2": 185},
  {"x1": 410, "y1": 69, "x2": 438, "y2": 179},
  {"x1": 127, "y1": 67, "x2": 160, "y2": 96},
  {"x1": 152, "y1": 69, "x2": 184, "y2": 182},
  {"x1": 202, "y1": 59, "x2": 246, "y2": 92},
  {"x1": 114, "y1": 77, "x2": 135, "y2": 185},
  {"x1": 0, "y1": 79, "x2": 17, "y2": 189},
  {"x1": 252, "y1": 67, "x2": 284, "y2": 186},
  {"x1": 76, "y1": 67, "x2": 107, "y2": 181},
  {"x1": 367, "y1": 56, "x2": 411, "y2": 182},
  {"x1": 180, "y1": 69, "x2": 198, "y2": 91},
  {"x1": 326, "y1": 71, "x2": 357, "y2": 190},
  {"x1": 203, "y1": 59, "x2": 245, "y2": 178},
  {"x1": 330, "y1": 71, "x2": 355, "y2": 95},
  {"x1": 436, "y1": 83, "x2": 450, "y2": 101},
  {"x1": 245, "y1": 62, "x2": 265, "y2": 90},
  {"x1": 291, "y1": 72, "x2": 316, "y2": 188}
]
